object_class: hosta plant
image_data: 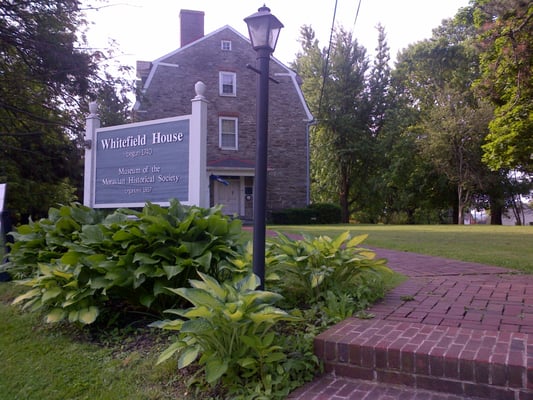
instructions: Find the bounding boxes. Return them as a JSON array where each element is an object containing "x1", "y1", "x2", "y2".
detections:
[
  {"x1": 12, "y1": 261, "x2": 102, "y2": 324},
  {"x1": 1, "y1": 203, "x2": 104, "y2": 279},
  {"x1": 150, "y1": 272, "x2": 311, "y2": 399},
  {"x1": 5, "y1": 200, "x2": 246, "y2": 325},
  {"x1": 266, "y1": 231, "x2": 392, "y2": 309}
]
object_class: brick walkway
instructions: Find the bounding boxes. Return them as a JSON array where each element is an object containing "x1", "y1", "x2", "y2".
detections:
[
  {"x1": 370, "y1": 248, "x2": 533, "y2": 334},
  {"x1": 288, "y1": 248, "x2": 533, "y2": 399}
]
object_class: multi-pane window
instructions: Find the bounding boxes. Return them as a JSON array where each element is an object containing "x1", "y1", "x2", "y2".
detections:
[
  {"x1": 221, "y1": 40, "x2": 232, "y2": 51},
  {"x1": 219, "y1": 72, "x2": 236, "y2": 96},
  {"x1": 219, "y1": 117, "x2": 238, "y2": 150}
]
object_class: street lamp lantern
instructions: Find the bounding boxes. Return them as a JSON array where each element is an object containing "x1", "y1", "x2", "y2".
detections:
[
  {"x1": 244, "y1": 5, "x2": 283, "y2": 290},
  {"x1": 244, "y1": 5, "x2": 283, "y2": 51}
]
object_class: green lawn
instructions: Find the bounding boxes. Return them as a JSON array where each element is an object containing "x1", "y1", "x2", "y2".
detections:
[
  {"x1": 270, "y1": 224, "x2": 533, "y2": 273},
  {"x1": 2, "y1": 223, "x2": 531, "y2": 399},
  {"x1": 0, "y1": 284, "x2": 183, "y2": 400}
]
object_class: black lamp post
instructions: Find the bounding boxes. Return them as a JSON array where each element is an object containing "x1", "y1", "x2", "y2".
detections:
[{"x1": 244, "y1": 6, "x2": 283, "y2": 290}]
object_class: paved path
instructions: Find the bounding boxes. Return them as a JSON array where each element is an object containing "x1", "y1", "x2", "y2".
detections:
[
  {"x1": 371, "y1": 248, "x2": 533, "y2": 334},
  {"x1": 288, "y1": 247, "x2": 533, "y2": 399}
]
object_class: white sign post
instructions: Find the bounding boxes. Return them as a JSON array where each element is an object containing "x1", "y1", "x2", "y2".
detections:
[
  {"x1": 83, "y1": 82, "x2": 207, "y2": 209},
  {"x1": 0, "y1": 183, "x2": 5, "y2": 213},
  {"x1": 0, "y1": 183, "x2": 6, "y2": 250}
]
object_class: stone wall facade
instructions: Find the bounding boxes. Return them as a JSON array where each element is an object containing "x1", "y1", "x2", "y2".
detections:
[{"x1": 134, "y1": 24, "x2": 312, "y2": 217}]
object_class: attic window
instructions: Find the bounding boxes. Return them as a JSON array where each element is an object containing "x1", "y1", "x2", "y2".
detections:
[
  {"x1": 221, "y1": 40, "x2": 232, "y2": 51},
  {"x1": 219, "y1": 72, "x2": 236, "y2": 96}
]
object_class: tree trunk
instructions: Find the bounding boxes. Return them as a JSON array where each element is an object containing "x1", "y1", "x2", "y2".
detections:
[
  {"x1": 339, "y1": 166, "x2": 350, "y2": 223},
  {"x1": 451, "y1": 206, "x2": 459, "y2": 224},
  {"x1": 457, "y1": 186, "x2": 464, "y2": 225},
  {"x1": 339, "y1": 187, "x2": 350, "y2": 224},
  {"x1": 489, "y1": 200, "x2": 503, "y2": 225},
  {"x1": 510, "y1": 195, "x2": 524, "y2": 225}
]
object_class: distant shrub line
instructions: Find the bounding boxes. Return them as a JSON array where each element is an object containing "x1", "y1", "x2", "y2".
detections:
[{"x1": 270, "y1": 203, "x2": 342, "y2": 225}]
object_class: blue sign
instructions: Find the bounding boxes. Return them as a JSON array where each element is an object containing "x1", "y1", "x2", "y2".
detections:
[{"x1": 94, "y1": 117, "x2": 189, "y2": 207}]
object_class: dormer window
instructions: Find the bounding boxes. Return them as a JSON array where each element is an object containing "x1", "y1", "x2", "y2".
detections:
[
  {"x1": 221, "y1": 40, "x2": 232, "y2": 51},
  {"x1": 219, "y1": 71, "x2": 236, "y2": 96}
]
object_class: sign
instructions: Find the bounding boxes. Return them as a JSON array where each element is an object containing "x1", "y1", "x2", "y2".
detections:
[
  {"x1": 93, "y1": 117, "x2": 190, "y2": 207},
  {"x1": 0, "y1": 183, "x2": 5, "y2": 213}
]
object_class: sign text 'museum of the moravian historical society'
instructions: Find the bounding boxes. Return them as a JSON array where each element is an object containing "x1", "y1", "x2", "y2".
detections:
[{"x1": 94, "y1": 117, "x2": 189, "y2": 207}]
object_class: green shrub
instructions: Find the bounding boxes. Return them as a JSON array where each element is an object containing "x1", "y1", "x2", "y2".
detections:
[
  {"x1": 6, "y1": 200, "x2": 246, "y2": 325},
  {"x1": 270, "y1": 203, "x2": 342, "y2": 225},
  {"x1": 307, "y1": 203, "x2": 342, "y2": 224},
  {"x1": 383, "y1": 211, "x2": 411, "y2": 225},
  {"x1": 1, "y1": 204, "x2": 106, "y2": 279},
  {"x1": 151, "y1": 272, "x2": 313, "y2": 399},
  {"x1": 270, "y1": 208, "x2": 316, "y2": 225},
  {"x1": 6, "y1": 201, "x2": 393, "y2": 398},
  {"x1": 266, "y1": 231, "x2": 391, "y2": 310}
]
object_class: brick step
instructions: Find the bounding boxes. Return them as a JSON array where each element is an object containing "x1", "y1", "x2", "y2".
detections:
[
  {"x1": 287, "y1": 375, "x2": 487, "y2": 399},
  {"x1": 313, "y1": 318, "x2": 533, "y2": 399}
]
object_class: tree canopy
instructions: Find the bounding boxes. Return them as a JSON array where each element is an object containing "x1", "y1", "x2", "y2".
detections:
[
  {"x1": 0, "y1": 0, "x2": 132, "y2": 221},
  {"x1": 294, "y1": 0, "x2": 532, "y2": 224},
  {"x1": 473, "y1": 0, "x2": 533, "y2": 172},
  {"x1": 1, "y1": 0, "x2": 530, "y2": 225},
  {"x1": 293, "y1": 25, "x2": 391, "y2": 223}
]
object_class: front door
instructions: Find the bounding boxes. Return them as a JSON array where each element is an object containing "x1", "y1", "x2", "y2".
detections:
[{"x1": 214, "y1": 177, "x2": 241, "y2": 216}]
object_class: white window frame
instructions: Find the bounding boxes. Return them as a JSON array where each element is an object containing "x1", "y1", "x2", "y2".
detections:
[
  {"x1": 219, "y1": 117, "x2": 238, "y2": 150},
  {"x1": 219, "y1": 71, "x2": 236, "y2": 96},
  {"x1": 221, "y1": 40, "x2": 232, "y2": 51}
]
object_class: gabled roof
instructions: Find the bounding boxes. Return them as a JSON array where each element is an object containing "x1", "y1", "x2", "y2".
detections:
[
  {"x1": 154, "y1": 25, "x2": 246, "y2": 63},
  {"x1": 138, "y1": 24, "x2": 314, "y2": 122}
]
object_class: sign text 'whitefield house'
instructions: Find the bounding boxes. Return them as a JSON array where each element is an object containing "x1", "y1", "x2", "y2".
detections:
[{"x1": 83, "y1": 82, "x2": 208, "y2": 209}]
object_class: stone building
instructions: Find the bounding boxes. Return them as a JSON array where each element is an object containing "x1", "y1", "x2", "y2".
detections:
[{"x1": 134, "y1": 10, "x2": 313, "y2": 220}]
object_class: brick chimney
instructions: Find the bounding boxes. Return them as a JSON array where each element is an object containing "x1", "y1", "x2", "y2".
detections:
[{"x1": 180, "y1": 10, "x2": 205, "y2": 47}]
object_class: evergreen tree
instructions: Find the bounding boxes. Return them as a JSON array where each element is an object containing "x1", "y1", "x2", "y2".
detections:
[{"x1": 293, "y1": 25, "x2": 391, "y2": 222}]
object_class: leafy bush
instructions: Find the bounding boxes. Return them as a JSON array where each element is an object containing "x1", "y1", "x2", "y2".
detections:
[
  {"x1": 270, "y1": 208, "x2": 316, "y2": 225},
  {"x1": 151, "y1": 272, "x2": 314, "y2": 399},
  {"x1": 5, "y1": 200, "x2": 246, "y2": 325},
  {"x1": 266, "y1": 231, "x2": 391, "y2": 311},
  {"x1": 307, "y1": 203, "x2": 342, "y2": 224},
  {"x1": 270, "y1": 203, "x2": 342, "y2": 225},
  {"x1": 1, "y1": 204, "x2": 106, "y2": 279},
  {"x1": 5, "y1": 201, "x2": 393, "y2": 398},
  {"x1": 151, "y1": 231, "x2": 391, "y2": 397}
]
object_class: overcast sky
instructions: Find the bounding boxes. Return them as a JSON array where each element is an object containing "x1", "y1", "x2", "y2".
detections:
[{"x1": 84, "y1": 0, "x2": 470, "y2": 73}]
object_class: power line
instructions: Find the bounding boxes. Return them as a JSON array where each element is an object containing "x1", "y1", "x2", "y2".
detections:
[
  {"x1": 317, "y1": 0, "x2": 363, "y2": 117},
  {"x1": 317, "y1": 0, "x2": 339, "y2": 116},
  {"x1": 353, "y1": 0, "x2": 363, "y2": 32}
]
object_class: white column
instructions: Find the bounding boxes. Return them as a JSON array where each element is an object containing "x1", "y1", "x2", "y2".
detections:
[
  {"x1": 188, "y1": 81, "x2": 208, "y2": 208},
  {"x1": 83, "y1": 102, "x2": 100, "y2": 207}
]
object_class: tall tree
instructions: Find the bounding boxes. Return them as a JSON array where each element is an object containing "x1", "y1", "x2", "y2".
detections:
[
  {"x1": 391, "y1": 13, "x2": 512, "y2": 224},
  {"x1": 0, "y1": 1, "x2": 90, "y2": 219},
  {"x1": 418, "y1": 90, "x2": 494, "y2": 224},
  {"x1": 0, "y1": 1, "x2": 133, "y2": 221},
  {"x1": 293, "y1": 25, "x2": 391, "y2": 222},
  {"x1": 291, "y1": 26, "x2": 325, "y2": 115},
  {"x1": 473, "y1": 0, "x2": 533, "y2": 172},
  {"x1": 368, "y1": 24, "x2": 391, "y2": 135},
  {"x1": 379, "y1": 84, "x2": 456, "y2": 224}
]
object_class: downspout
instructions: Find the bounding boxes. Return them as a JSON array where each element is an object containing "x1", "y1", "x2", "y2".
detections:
[{"x1": 306, "y1": 119, "x2": 317, "y2": 205}]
